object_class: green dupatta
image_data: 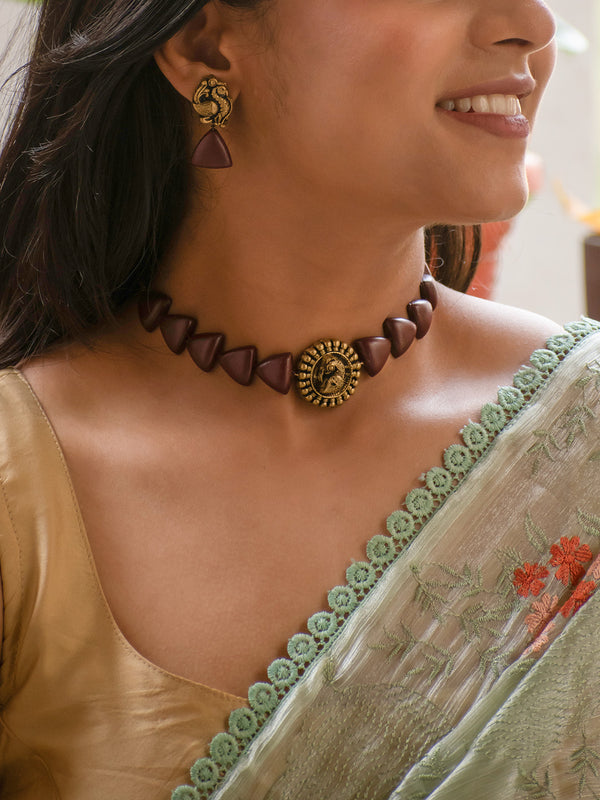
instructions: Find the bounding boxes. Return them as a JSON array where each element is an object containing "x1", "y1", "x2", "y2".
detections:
[{"x1": 174, "y1": 320, "x2": 600, "y2": 800}]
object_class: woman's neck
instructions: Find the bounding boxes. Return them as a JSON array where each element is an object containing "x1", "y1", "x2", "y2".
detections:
[{"x1": 157, "y1": 179, "x2": 428, "y2": 358}]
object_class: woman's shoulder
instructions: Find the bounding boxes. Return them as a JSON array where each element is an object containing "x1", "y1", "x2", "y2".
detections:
[
  {"x1": 434, "y1": 285, "x2": 583, "y2": 379},
  {"x1": 0, "y1": 367, "x2": 42, "y2": 425},
  {"x1": 0, "y1": 366, "x2": 65, "y2": 478}
]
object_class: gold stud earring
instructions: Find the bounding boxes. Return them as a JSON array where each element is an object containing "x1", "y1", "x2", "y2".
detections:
[{"x1": 191, "y1": 75, "x2": 233, "y2": 169}]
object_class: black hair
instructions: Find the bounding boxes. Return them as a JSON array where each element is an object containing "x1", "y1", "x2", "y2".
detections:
[{"x1": 0, "y1": 0, "x2": 479, "y2": 368}]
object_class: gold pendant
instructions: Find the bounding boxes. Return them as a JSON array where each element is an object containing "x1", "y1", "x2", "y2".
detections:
[{"x1": 296, "y1": 340, "x2": 361, "y2": 407}]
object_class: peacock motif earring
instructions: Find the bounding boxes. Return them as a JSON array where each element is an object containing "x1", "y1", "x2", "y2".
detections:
[{"x1": 191, "y1": 75, "x2": 233, "y2": 169}]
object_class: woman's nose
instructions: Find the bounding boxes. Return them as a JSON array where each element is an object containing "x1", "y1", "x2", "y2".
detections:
[{"x1": 470, "y1": 0, "x2": 556, "y2": 55}]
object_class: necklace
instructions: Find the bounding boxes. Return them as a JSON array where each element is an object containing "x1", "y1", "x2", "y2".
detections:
[{"x1": 138, "y1": 268, "x2": 438, "y2": 408}]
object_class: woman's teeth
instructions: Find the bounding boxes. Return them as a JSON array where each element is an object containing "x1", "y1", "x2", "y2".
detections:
[{"x1": 438, "y1": 94, "x2": 522, "y2": 116}]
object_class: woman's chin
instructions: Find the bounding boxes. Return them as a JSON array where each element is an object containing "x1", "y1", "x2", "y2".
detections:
[{"x1": 437, "y1": 191, "x2": 530, "y2": 227}]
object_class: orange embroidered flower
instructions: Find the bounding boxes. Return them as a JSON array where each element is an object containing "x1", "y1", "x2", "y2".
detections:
[
  {"x1": 550, "y1": 536, "x2": 593, "y2": 585},
  {"x1": 524, "y1": 593, "x2": 559, "y2": 634},
  {"x1": 561, "y1": 580, "x2": 596, "y2": 618},
  {"x1": 513, "y1": 562, "x2": 549, "y2": 598},
  {"x1": 523, "y1": 621, "x2": 556, "y2": 658}
]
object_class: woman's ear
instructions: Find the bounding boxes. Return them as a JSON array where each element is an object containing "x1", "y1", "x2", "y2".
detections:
[{"x1": 154, "y1": 2, "x2": 238, "y2": 103}]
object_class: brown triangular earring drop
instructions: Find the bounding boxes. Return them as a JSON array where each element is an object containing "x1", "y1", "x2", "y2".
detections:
[{"x1": 191, "y1": 75, "x2": 233, "y2": 169}]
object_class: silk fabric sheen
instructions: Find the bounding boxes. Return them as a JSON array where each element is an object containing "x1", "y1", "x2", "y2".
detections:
[
  {"x1": 1, "y1": 332, "x2": 600, "y2": 799},
  {"x1": 0, "y1": 369, "x2": 245, "y2": 799}
]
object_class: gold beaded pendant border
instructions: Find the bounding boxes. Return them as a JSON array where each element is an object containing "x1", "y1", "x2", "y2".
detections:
[{"x1": 295, "y1": 340, "x2": 361, "y2": 407}]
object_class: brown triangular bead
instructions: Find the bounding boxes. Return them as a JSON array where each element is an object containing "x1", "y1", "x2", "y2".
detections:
[
  {"x1": 220, "y1": 346, "x2": 258, "y2": 386},
  {"x1": 192, "y1": 128, "x2": 232, "y2": 169},
  {"x1": 407, "y1": 299, "x2": 433, "y2": 339},
  {"x1": 188, "y1": 333, "x2": 225, "y2": 372},
  {"x1": 383, "y1": 318, "x2": 417, "y2": 358},
  {"x1": 160, "y1": 315, "x2": 197, "y2": 354},
  {"x1": 353, "y1": 337, "x2": 391, "y2": 377},
  {"x1": 138, "y1": 292, "x2": 172, "y2": 332},
  {"x1": 256, "y1": 353, "x2": 294, "y2": 394},
  {"x1": 420, "y1": 274, "x2": 438, "y2": 310}
]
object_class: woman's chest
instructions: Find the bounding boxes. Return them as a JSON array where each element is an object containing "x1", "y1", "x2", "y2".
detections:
[{"x1": 68, "y1": 410, "x2": 467, "y2": 698}]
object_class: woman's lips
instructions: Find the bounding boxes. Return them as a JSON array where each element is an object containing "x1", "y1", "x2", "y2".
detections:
[{"x1": 436, "y1": 107, "x2": 530, "y2": 139}]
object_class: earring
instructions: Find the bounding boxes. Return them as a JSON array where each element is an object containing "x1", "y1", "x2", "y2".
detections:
[{"x1": 191, "y1": 75, "x2": 233, "y2": 169}]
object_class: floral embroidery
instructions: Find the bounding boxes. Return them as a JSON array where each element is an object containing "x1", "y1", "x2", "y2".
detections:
[
  {"x1": 513, "y1": 562, "x2": 549, "y2": 597},
  {"x1": 405, "y1": 488, "x2": 434, "y2": 519},
  {"x1": 480, "y1": 402, "x2": 506, "y2": 434},
  {"x1": 527, "y1": 429, "x2": 561, "y2": 475},
  {"x1": 549, "y1": 536, "x2": 593, "y2": 585},
  {"x1": 171, "y1": 322, "x2": 600, "y2": 800},
  {"x1": 228, "y1": 708, "x2": 259, "y2": 741},
  {"x1": 443, "y1": 444, "x2": 473, "y2": 475},
  {"x1": 561, "y1": 580, "x2": 597, "y2": 618},
  {"x1": 328, "y1": 585, "x2": 358, "y2": 615},
  {"x1": 513, "y1": 367, "x2": 543, "y2": 394},
  {"x1": 346, "y1": 561, "x2": 377, "y2": 592},
  {"x1": 569, "y1": 734, "x2": 600, "y2": 797},
  {"x1": 266, "y1": 659, "x2": 298, "y2": 691},
  {"x1": 287, "y1": 634, "x2": 318, "y2": 665},
  {"x1": 526, "y1": 350, "x2": 600, "y2": 478},
  {"x1": 524, "y1": 593, "x2": 559, "y2": 635},
  {"x1": 514, "y1": 512, "x2": 600, "y2": 646},
  {"x1": 307, "y1": 611, "x2": 338, "y2": 640},
  {"x1": 497, "y1": 386, "x2": 525, "y2": 413},
  {"x1": 386, "y1": 510, "x2": 415, "y2": 542},
  {"x1": 209, "y1": 733, "x2": 240, "y2": 767},
  {"x1": 530, "y1": 348, "x2": 560, "y2": 375},
  {"x1": 424, "y1": 467, "x2": 453, "y2": 496},
  {"x1": 366, "y1": 534, "x2": 396, "y2": 567},
  {"x1": 577, "y1": 508, "x2": 600, "y2": 539},
  {"x1": 172, "y1": 788, "x2": 201, "y2": 800},
  {"x1": 461, "y1": 422, "x2": 489, "y2": 454},
  {"x1": 523, "y1": 620, "x2": 556, "y2": 658},
  {"x1": 190, "y1": 759, "x2": 220, "y2": 792}
]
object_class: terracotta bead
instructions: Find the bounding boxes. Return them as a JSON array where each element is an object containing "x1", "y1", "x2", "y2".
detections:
[
  {"x1": 138, "y1": 292, "x2": 172, "y2": 332},
  {"x1": 353, "y1": 337, "x2": 391, "y2": 377},
  {"x1": 406, "y1": 299, "x2": 433, "y2": 339},
  {"x1": 255, "y1": 353, "x2": 294, "y2": 394},
  {"x1": 420, "y1": 274, "x2": 438, "y2": 310},
  {"x1": 188, "y1": 333, "x2": 225, "y2": 372},
  {"x1": 382, "y1": 318, "x2": 417, "y2": 358},
  {"x1": 160, "y1": 315, "x2": 197, "y2": 354},
  {"x1": 192, "y1": 129, "x2": 232, "y2": 169},
  {"x1": 137, "y1": 266, "x2": 436, "y2": 403},
  {"x1": 220, "y1": 346, "x2": 258, "y2": 386}
]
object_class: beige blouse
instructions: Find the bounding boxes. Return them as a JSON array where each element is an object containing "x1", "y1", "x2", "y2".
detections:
[{"x1": 0, "y1": 368, "x2": 244, "y2": 799}]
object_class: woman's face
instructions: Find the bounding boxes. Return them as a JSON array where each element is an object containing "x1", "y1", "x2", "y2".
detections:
[{"x1": 234, "y1": 0, "x2": 556, "y2": 226}]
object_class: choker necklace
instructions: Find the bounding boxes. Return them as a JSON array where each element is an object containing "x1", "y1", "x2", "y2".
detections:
[{"x1": 138, "y1": 268, "x2": 438, "y2": 408}]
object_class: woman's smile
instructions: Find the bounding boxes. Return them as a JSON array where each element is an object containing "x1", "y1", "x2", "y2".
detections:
[
  {"x1": 435, "y1": 75, "x2": 535, "y2": 139},
  {"x1": 225, "y1": 0, "x2": 557, "y2": 227}
]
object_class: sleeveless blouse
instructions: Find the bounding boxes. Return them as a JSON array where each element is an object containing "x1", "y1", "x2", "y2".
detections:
[
  {"x1": 3, "y1": 322, "x2": 600, "y2": 800},
  {"x1": 0, "y1": 368, "x2": 245, "y2": 799}
]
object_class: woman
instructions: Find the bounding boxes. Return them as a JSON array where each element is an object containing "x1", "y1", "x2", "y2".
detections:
[{"x1": 0, "y1": 0, "x2": 598, "y2": 798}]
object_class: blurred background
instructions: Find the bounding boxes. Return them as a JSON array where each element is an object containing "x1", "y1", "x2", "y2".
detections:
[
  {"x1": 0, "y1": 0, "x2": 597, "y2": 324},
  {"x1": 494, "y1": 2, "x2": 600, "y2": 323}
]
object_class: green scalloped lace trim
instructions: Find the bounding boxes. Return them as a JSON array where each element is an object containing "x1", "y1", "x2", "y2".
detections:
[{"x1": 172, "y1": 319, "x2": 600, "y2": 800}]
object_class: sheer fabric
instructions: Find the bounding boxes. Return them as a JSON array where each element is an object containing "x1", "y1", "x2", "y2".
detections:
[
  {"x1": 0, "y1": 326, "x2": 599, "y2": 800},
  {"x1": 175, "y1": 327, "x2": 600, "y2": 800}
]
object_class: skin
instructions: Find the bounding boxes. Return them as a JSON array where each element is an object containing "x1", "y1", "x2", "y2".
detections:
[{"x1": 23, "y1": 0, "x2": 558, "y2": 697}]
